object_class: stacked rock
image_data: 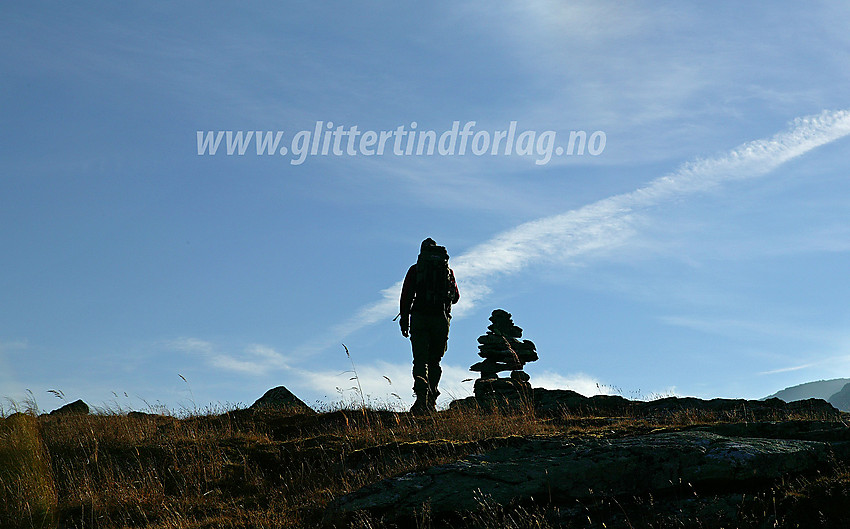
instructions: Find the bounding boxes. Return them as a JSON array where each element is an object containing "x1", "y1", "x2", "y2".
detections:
[{"x1": 471, "y1": 309, "x2": 538, "y2": 401}]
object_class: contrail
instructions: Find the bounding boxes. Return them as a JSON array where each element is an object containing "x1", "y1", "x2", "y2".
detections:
[{"x1": 318, "y1": 109, "x2": 850, "y2": 349}]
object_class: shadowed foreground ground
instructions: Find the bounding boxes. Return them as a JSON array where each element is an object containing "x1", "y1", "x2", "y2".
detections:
[{"x1": 2, "y1": 393, "x2": 849, "y2": 528}]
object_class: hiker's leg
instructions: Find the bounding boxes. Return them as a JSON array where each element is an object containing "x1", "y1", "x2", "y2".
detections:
[
  {"x1": 410, "y1": 313, "x2": 431, "y2": 412},
  {"x1": 426, "y1": 313, "x2": 450, "y2": 408}
]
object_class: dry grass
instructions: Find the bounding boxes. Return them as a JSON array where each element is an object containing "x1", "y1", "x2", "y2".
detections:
[
  {"x1": 1, "y1": 412, "x2": 57, "y2": 529},
  {"x1": 0, "y1": 400, "x2": 846, "y2": 528},
  {"x1": 1, "y1": 402, "x2": 556, "y2": 528}
]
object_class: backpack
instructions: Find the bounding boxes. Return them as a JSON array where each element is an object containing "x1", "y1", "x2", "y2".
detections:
[{"x1": 415, "y1": 244, "x2": 453, "y2": 311}]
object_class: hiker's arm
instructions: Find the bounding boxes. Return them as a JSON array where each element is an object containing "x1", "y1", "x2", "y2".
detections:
[
  {"x1": 399, "y1": 265, "x2": 416, "y2": 336},
  {"x1": 449, "y1": 269, "x2": 459, "y2": 304}
]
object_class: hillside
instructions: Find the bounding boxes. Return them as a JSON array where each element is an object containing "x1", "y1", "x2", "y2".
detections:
[
  {"x1": 2, "y1": 391, "x2": 849, "y2": 528},
  {"x1": 766, "y1": 378, "x2": 850, "y2": 409}
]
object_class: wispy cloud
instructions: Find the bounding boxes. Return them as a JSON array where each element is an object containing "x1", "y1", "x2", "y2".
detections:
[
  {"x1": 166, "y1": 333, "x2": 629, "y2": 405},
  {"x1": 292, "y1": 361, "x2": 475, "y2": 409},
  {"x1": 658, "y1": 315, "x2": 831, "y2": 342},
  {"x1": 313, "y1": 110, "x2": 850, "y2": 350},
  {"x1": 756, "y1": 347, "x2": 850, "y2": 378},
  {"x1": 166, "y1": 338, "x2": 476, "y2": 408},
  {"x1": 0, "y1": 339, "x2": 29, "y2": 350},
  {"x1": 168, "y1": 338, "x2": 290, "y2": 376},
  {"x1": 295, "y1": 363, "x2": 618, "y2": 408},
  {"x1": 758, "y1": 363, "x2": 818, "y2": 376}
]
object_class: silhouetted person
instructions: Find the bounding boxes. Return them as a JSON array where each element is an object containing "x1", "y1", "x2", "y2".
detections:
[{"x1": 399, "y1": 238, "x2": 460, "y2": 414}]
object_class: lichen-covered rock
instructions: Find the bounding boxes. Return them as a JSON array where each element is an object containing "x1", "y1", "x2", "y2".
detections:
[{"x1": 333, "y1": 431, "x2": 831, "y2": 519}]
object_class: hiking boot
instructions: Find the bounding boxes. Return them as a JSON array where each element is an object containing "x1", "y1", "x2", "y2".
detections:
[
  {"x1": 410, "y1": 395, "x2": 430, "y2": 415},
  {"x1": 427, "y1": 394, "x2": 438, "y2": 413}
]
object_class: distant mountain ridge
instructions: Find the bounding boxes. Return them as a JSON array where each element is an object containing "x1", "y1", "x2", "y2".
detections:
[{"x1": 765, "y1": 378, "x2": 850, "y2": 412}]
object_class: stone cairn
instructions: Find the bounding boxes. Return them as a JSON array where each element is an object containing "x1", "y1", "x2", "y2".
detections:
[{"x1": 471, "y1": 309, "x2": 538, "y2": 402}]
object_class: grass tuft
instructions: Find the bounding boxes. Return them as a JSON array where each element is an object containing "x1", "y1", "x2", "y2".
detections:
[{"x1": 0, "y1": 412, "x2": 57, "y2": 529}]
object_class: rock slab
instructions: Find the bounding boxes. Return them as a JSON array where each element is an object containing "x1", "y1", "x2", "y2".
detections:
[{"x1": 333, "y1": 431, "x2": 831, "y2": 518}]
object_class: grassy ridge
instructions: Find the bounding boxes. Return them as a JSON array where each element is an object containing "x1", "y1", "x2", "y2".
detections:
[{"x1": 1, "y1": 401, "x2": 848, "y2": 528}]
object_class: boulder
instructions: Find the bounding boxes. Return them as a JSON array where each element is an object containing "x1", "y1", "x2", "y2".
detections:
[
  {"x1": 522, "y1": 388, "x2": 588, "y2": 413},
  {"x1": 49, "y1": 399, "x2": 89, "y2": 416},
  {"x1": 250, "y1": 386, "x2": 314, "y2": 414},
  {"x1": 127, "y1": 411, "x2": 155, "y2": 419},
  {"x1": 333, "y1": 431, "x2": 831, "y2": 519},
  {"x1": 473, "y1": 378, "x2": 531, "y2": 403}
]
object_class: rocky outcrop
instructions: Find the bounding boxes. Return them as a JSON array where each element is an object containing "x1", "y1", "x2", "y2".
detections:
[
  {"x1": 48, "y1": 399, "x2": 89, "y2": 415},
  {"x1": 339, "y1": 393, "x2": 842, "y2": 524},
  {"x1": 333, "y1": 430, "x2": 832, "y2": 519},
  {"x1": 450, "y1": 388, "x2": 840, "y2": 419},
  {"x1": 250, "y1": 386, "x2": 315, "y2": 414},
  {"x1": 637, "y1": 395, "x2": 839, "y2": 419},
  {"x1": 528, "y1": 389, "x2": 632, "y2": 415}
]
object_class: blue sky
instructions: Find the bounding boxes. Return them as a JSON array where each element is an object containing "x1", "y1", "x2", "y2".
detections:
[{"x1": 2, "y1": 2, "x2": 850, "y2": 413}]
